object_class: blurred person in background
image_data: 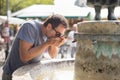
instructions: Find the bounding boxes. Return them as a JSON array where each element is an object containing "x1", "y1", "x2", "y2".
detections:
[{"x1": 67, "y1": 24, "x2": 78, "y2": 58}]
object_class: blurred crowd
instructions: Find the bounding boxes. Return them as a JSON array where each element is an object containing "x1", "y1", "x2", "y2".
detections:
[{"x1": 57, "y1": 24, "x2": 78, "y2": 59}]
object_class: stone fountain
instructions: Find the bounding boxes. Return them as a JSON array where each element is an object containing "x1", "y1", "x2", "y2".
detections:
[
  {"x1": 13, "y1": 21, "x2": 120, "y2": 80},
  {"x1": 13, "y1": 58, "x2": 74, "y2": 80},
  {"x1": 74, "y1": 20, "x2": 120, "y2": 80}
]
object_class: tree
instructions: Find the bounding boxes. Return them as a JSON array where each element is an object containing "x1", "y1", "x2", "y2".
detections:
[
  {"x1": 0, "y1": 0, "x2": 53, "y2": 15},
  {"x1": 0, "y1": 0, "x2": 6, "y2": 15}
]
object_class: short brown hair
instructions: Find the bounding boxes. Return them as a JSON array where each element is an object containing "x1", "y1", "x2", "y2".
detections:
[{"x1": 43, "y1": 14, "x2": 69, "y2": 29}]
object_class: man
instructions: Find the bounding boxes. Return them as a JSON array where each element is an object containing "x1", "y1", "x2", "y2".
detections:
[
  {"x1": 2, "y1": 14, "x2": 68, "y2": 80},
  {"x1": 67, "y1": 24, "x2": 77, "y2": 58}
]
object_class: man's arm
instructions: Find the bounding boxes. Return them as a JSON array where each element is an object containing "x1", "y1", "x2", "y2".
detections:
[
  {"x1": 19, "y1": 37, "x2": 65, "y2": 63},
  {"x1": 19, "y1": 39, "x2": 50, "y2": 63},
  {"x1": 48, "y1": 37, "x2": 65, "y2": 58},
  {"x1": 48, "y1": 46, "x2": 58, "y2": 58}
]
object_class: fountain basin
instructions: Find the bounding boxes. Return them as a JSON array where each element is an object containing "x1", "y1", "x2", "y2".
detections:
[{"x1": 13, "y1": 58, "x2": 74, "y2": 80}]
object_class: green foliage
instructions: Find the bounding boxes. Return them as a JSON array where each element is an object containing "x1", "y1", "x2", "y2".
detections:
[
  {"x1": 0, "y1": 0, "x2": 6, "y2": 15},
  {"x1": 0, "y1": 0, "x2": 53, "y2": 15}
]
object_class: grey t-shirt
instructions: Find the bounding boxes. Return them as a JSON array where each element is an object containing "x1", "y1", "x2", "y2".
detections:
[{"x1": 3, "y1": 20, "x2": 47, "y2": 75}]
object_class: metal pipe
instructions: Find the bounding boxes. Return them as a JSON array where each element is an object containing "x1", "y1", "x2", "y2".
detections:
[{"x1": 5, "y1": 0, "x2": 9, "y2": 60}]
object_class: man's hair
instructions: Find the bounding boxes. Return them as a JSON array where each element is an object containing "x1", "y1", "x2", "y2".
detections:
[{"x1": 43, "y1": 14, "x2": 69, "y2": 29}]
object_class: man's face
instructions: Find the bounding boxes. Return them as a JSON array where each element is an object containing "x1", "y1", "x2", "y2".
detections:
[{"x1": 46, "y1": 24, "x2": 66, "y2": 38}]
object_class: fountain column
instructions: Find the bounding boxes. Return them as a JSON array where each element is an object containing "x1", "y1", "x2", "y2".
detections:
[{"x1": 74, "y1": 21, "x2": 120, "y2": 80}]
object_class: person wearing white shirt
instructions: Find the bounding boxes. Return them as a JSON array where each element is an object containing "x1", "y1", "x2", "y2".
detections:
[{"x1": 67, "y1": 24, "x2": 77, "y2": 58}]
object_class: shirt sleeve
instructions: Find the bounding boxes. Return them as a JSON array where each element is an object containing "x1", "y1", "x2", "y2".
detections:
[{"x1": 17, "y1": 23, "x2": 36, "y2": 44}]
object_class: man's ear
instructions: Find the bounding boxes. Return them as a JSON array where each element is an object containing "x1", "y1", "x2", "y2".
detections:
[{"x1": 47, "y1": 23, "x2": 52, "y2": 30}]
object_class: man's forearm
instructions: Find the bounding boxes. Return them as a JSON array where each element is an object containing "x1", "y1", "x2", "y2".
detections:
[
  {"x1": 20, "y1": 41, "x2": 50, "y2": 63},
  {"x1": 48, "y1": 46, "x2": 58, "y2": 58}
]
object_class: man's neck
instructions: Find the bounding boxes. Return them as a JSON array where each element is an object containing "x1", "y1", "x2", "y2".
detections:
[{"x1": 41, "y1": 24, "x2": 46, "y2": 36}]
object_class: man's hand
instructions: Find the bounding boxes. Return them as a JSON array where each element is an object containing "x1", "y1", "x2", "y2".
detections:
[
  {"x1": 46, "y1": 36, "x2": 66, "y2": 47},
  {"x1": 46, "y1": 37, "x2": 66, "y2": 58}
]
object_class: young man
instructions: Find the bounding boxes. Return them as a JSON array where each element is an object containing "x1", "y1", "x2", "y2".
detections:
[{"x1": 2, "y1": 14, "x2": 68, "y2": 80}]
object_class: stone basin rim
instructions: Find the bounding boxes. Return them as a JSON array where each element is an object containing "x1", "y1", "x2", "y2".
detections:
[{"x1": 13, "y1": 58, "x2": 75, "y2": 80}]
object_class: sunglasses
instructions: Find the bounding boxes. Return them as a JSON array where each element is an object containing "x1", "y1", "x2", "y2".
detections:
[{"x1": 53, "y1": 28, "x2": 62, "y2": 37}]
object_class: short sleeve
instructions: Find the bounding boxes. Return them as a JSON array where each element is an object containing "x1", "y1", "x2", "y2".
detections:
[{"x1": 17, "y1": 23, "x2": 36, "y2": 44}]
